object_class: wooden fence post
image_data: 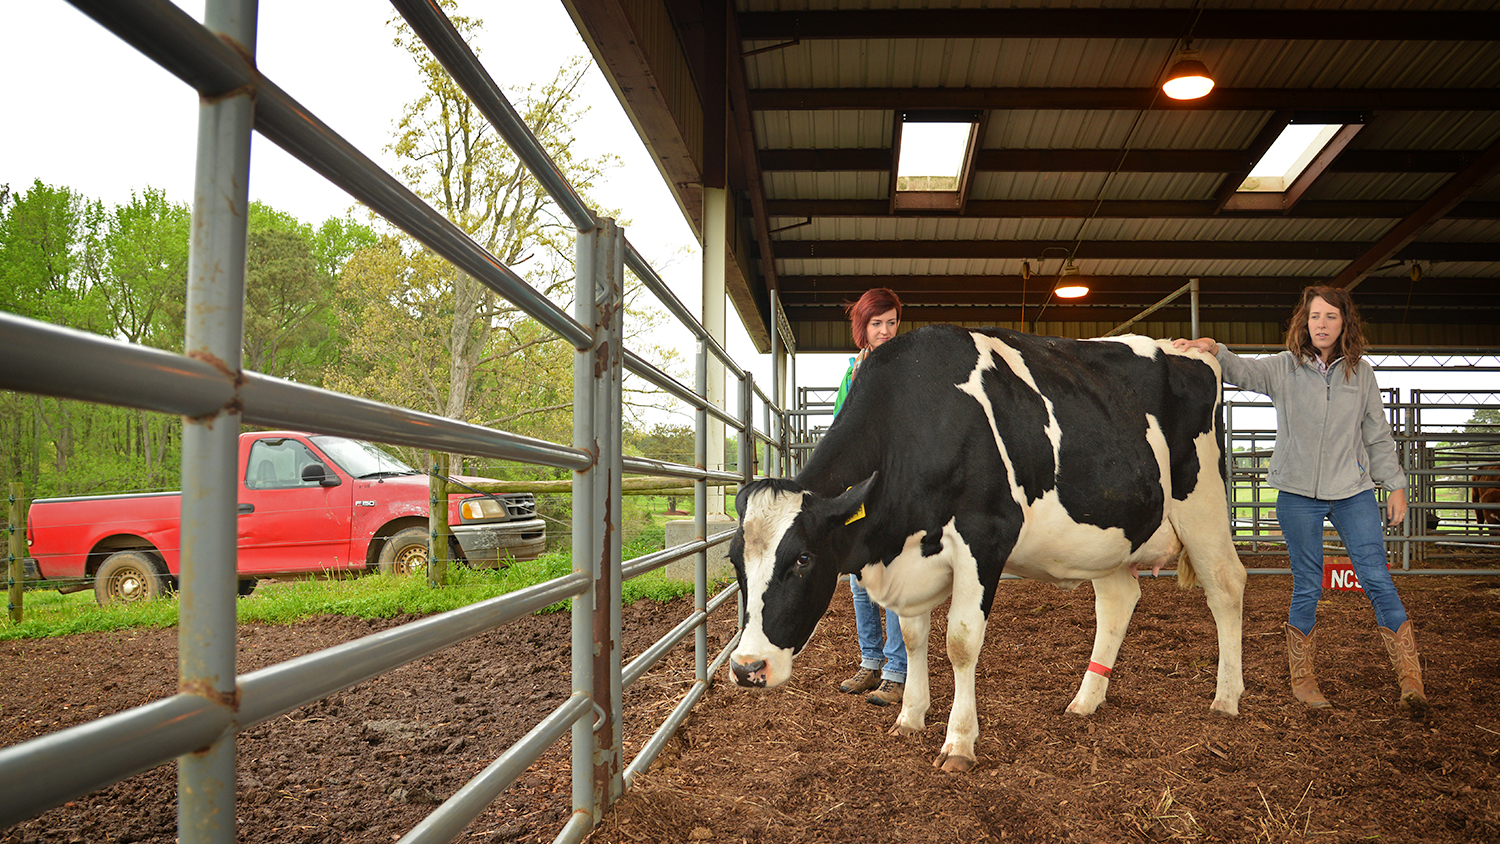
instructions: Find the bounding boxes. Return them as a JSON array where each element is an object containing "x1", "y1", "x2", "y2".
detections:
[{"x1": 428, "y1": 453, "x2": 450, "y2": 588}]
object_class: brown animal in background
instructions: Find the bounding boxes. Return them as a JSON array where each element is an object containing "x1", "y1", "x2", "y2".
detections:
[{"x1": 1475, "y1": 465, "x2": 1500, "y2": 534}]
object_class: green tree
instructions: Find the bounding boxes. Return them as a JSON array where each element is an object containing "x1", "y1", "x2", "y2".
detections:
[
  {"x1": 371, "y1": 4, "x2": 616, "y2": 428},
  {"x1": 79, "y1": 188, "x2": 192, "y2": 487},
  {"x1": 244, "y1": 227, "x2": 325, "y2": 379},
  {"x1": 92, "y1": 188, "x2": 189, "y2": 348},
  {"x1": 1461, "y1": 407, "x2": 1500, "y2": 455},
  {"x1": 627, "y1": 422, "x2": 698, "y2": 512},
  {"x1": 0, "y1": 179, "x2": 103, "y2": 329},
  {"x1": 244, "y1": 202, "x2": 377, "y2": 384},
  {"x1": 0, "y1": 181, "x2": 111, "y2": 495},
  {"x1": 313, "y1": 214, "x2": 380, "y2": 283},
  {"x1": 627, "y1": 423, "x2": 697, "y2": 466}
]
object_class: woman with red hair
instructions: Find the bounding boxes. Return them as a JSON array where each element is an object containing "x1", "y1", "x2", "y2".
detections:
[{"x1": 833, "y1": 287, "x2": 907, "y2": 707}]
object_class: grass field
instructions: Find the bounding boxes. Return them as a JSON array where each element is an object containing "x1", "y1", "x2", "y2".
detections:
[{"x1": 2, "y1": 496, "x2": 732, "y2": 640}]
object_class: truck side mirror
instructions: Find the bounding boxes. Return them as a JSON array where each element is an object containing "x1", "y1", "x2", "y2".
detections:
[{"x1": 301, "y1": 463, "x2": 341, "y2": 487}]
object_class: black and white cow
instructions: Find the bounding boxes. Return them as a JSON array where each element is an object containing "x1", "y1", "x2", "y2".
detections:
[{"x1": 728, "y1": 324, "x2": 1246, "y2": 773}]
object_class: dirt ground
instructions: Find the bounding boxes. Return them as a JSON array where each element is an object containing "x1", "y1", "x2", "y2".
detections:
[{"x1": 3, "y1": 554, "x2": 1499, "y2": 844}]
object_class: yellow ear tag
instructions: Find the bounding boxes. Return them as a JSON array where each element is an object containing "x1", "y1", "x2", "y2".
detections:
[{"x1": 844, "y1": 487, "x2": 866, "y2": 525}]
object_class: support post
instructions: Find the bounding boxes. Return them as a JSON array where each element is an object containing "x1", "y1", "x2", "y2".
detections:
[
  {"x1": 769, "y1": 288, "x2": 780, "y2": 478},
  {"x1": 177, "y1": 2, "x2": 256, "y2": 842},
  {"x1": 741, "y1": 375, "x2": 755, "y2": 484},
  {"x1": 694, "y1": 338, "x2": 710, "y2": 684},
  {"x1": 572, "y1": 217, "x2": 625, "y2": 826},
  {"x1": 1190, "y1": 277, "x2": 1201, "y2": 339},
  {"x1": 702, "y1": 187, "x2": 728, "y2": 515}
]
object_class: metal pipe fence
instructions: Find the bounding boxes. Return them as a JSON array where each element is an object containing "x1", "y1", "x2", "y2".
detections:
[
  {"x1": 1223, "y1": 387, "x2": 1500, "y2": 571},
  {"x1": 0, "y1": 1, "x2": 790, "y2": 841}
]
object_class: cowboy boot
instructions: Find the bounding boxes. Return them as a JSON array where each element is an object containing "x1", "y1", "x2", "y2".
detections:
[
  {"x1": 1285, "y1": 623, "x2": 1332, "y2": 709},
  {"x1": 1378, "y1": 620, "x2": 1429, "y2": 718}
]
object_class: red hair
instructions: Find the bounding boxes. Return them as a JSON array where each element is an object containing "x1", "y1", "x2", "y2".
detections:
[{"x1": 844, "y1": 288, "x2": 903, "y2": 350}]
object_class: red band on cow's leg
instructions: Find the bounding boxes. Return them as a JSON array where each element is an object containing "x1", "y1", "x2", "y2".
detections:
[{"x1": 1087, "y1": 661, "x2": 1113, "y2": 677}]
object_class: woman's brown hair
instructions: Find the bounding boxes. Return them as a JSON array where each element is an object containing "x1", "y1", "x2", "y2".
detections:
[
  {"x1": 1286, "y1": 285, "x2": 1366, "y2": 379},
  {"x1": 845, "y1": 287, "x2": 903, "y2": 350}
]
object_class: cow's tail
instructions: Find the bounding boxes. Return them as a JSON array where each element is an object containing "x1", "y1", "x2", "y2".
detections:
[{"x1": 1176, "y1": 548, "x2": 1200, "y2": 591}]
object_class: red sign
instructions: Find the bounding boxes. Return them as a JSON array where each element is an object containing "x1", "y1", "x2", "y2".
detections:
[{"x1": 1321, "y1": 557, "x2": 1390, "y2": 591}]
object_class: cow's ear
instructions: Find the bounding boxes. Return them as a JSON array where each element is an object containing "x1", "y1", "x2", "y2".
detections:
[
  {"x1": 823, "y1": 472, "x2": 877, "y2": 527},
  {"x1": 733, "y1": 482, "x2": 753, "y2": 519}
]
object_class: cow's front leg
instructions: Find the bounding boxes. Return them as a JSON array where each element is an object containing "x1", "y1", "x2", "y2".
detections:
[
  {"x1": 934, "y1": 586, "x2": 987, "y2": 772},
  {"x1": 1066, "y1": 567, "x2": 1140, "y2": 715},
  {"x1": 890, "y1": 610, "x2": 930, "y2": 736}
]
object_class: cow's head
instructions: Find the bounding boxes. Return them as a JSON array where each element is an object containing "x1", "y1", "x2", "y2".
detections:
[{"x1": 728, "y1": 474, "x2": 876, "y2": 689}]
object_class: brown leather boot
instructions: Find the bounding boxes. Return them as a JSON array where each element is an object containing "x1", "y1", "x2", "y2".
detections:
[
  {"x1": 839, "y1": 666, "x2": 881, "y2": 694},
  {"x1": 1285, "y1": 623, "x2": 1332, "y2": 709},
  {"x1": 1378, "y1": 620, "x2": 1429, "y2": 718}
]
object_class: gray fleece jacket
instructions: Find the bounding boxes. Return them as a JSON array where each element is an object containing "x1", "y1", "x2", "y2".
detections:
[{"x1": 1215, "y1": 345, "x2": 1406, "y2": 501}]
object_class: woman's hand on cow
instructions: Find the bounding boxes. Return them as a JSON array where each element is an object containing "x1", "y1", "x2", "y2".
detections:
[
  {"x1": 1171, "y1": 337, "x2": 1219, "y2": 355},
  {"x1": 1387, "y1": 487, "x2": 1408, "y2": 527}
]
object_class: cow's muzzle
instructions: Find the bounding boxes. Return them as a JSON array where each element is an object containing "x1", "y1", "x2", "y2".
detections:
[{"x1": 731, "y1": 659, "x2": 768, "y2": 688}]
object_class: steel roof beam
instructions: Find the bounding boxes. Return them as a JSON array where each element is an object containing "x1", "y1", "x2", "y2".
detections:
[
  {"x1": 769, "y1": 240, "x2": 1500, "y2": 262},
  {"x1": 784, "y1": 293, "x2": 1498, "y2": 310},
  {"x1": 762, "y1": 200, "x2": 1500, "y2": 219},
  {"x1": 1333, "y1": 136, "x2": 1500, "y2": 291},
  {"x1": 783, "y1": 305, "x2": 1499, "y2": 325},
  {"x1": 749, "y1": 88, "x2": 1500, "y2": 111},
  {"x1": 726, "y1": 5, "x2": 780, "y2": 305},
  {"x1": 776, "y1": 277, "x2": 1500, "y2": 299},
  {"x1": 739, "y1": 10, "x2": 1500, "y2": 42},
  {"x1": 760, "y1": 148, "x2": 1489, "y2": 174}
]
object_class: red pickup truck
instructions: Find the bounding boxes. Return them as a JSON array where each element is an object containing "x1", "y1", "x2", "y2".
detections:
[{"x1": 24, "y1": 431, "x2": 546, "y2": 604}]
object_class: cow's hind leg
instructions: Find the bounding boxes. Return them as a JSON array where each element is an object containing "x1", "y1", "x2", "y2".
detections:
[
  {"x1": 1173, "y1": 482, "x2": 1247, "y2": 716},
  {"x1": 933, "y1": 585, "x2": 987, "y2": 773},
  {"x1": 1067, "y1": 567, "x2": 1140, "y2": 715},
  {"x1": 1182, "y1": 537, "x2": 1246, "y2": 715},
  {"x1": 891, "y1": 609, "x2": 931, "y2": 738}
]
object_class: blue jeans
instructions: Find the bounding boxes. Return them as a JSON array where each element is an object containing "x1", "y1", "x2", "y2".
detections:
[
  {"x1": 1277, "y1": 489, "x2": 1408, "y2": 635},
  {"x1": 850, "y1": 574, "x2": 906, "y2": 682}
]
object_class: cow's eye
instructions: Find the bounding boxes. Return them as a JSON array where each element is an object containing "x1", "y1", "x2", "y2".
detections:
[{"x1": 793, "y1": 552, "x2": 812, "y2": 574}]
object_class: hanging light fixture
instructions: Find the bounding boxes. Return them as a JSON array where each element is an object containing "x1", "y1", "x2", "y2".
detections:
[
  {"x1": 1162, "y1": 41, "x2": 1214, "y2": 101},
  {"x1": 1054, "y1": 261, "x2": 1089, "y2": 299}
]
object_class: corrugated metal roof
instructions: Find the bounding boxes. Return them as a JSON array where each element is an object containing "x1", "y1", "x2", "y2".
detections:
[{"x1": 581, "y1": 1, "x2": 1500, "y2": 349}]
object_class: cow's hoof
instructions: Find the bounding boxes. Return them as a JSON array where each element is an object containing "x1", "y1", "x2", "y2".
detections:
[
  {"x1": 933, "y1": 752, "x2": 976, "y2": 773},
  {"x1": 888, "y1": 720, "x2": 923, "y2": 737},
  {"x1": 1210, "y1": 699, "x2": 1240, "y2": 717}
]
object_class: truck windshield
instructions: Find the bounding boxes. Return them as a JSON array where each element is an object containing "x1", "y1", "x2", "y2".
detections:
[{"x1": 311, "y1": 436, "x2": 420, "y2": 479}]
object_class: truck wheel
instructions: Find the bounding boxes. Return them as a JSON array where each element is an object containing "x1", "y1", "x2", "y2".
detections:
[
  {"x1": 237, "y1": 578, "x2": 258, "y2": 598},
  {"x1": 94, "y1": 551, "x2": 169, "y2": 605},
  {"x1": 378, "y1": 528, "x2": 429, "y2": 576}
]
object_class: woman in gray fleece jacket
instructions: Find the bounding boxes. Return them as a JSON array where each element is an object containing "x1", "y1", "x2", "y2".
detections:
[{"x1": 1174, "y1": 286, "x2": 1428, "y2": 718}]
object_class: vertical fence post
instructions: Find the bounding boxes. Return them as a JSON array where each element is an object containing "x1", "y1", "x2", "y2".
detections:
[
  {"x1": 694, "y1": 339, "x2": 710, "y2": 683},
  {"x1": 7, "y1": 483, "x2": 24, "y2": 623},
  {"x1": 594, "y1": 218, "x2": 626, "y2": 812},
  {"x1": 429, "y1": 452, "x2": 450, "y2": 587},
  {"x1": 769, "y1": 288, "x2": 780, "y2": 478},
  {"x1": 790, "y1": 358, "x2": 799, "y2": 474},
  {"x1": 569, "y1": 261, "x2": 598, "y2": 828},
  {"x1": 177, "y1": 2, "x2": 256, "y2": 842},
  {"x1": 741, "y1": 375, "x2": 755, "y2": 483},
  {"x1": 762, "y1": 400, "x2": 772, "y2": 480},
  {"x1": 572, "y1": 217, "x2": 624, "y2": 825}
]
